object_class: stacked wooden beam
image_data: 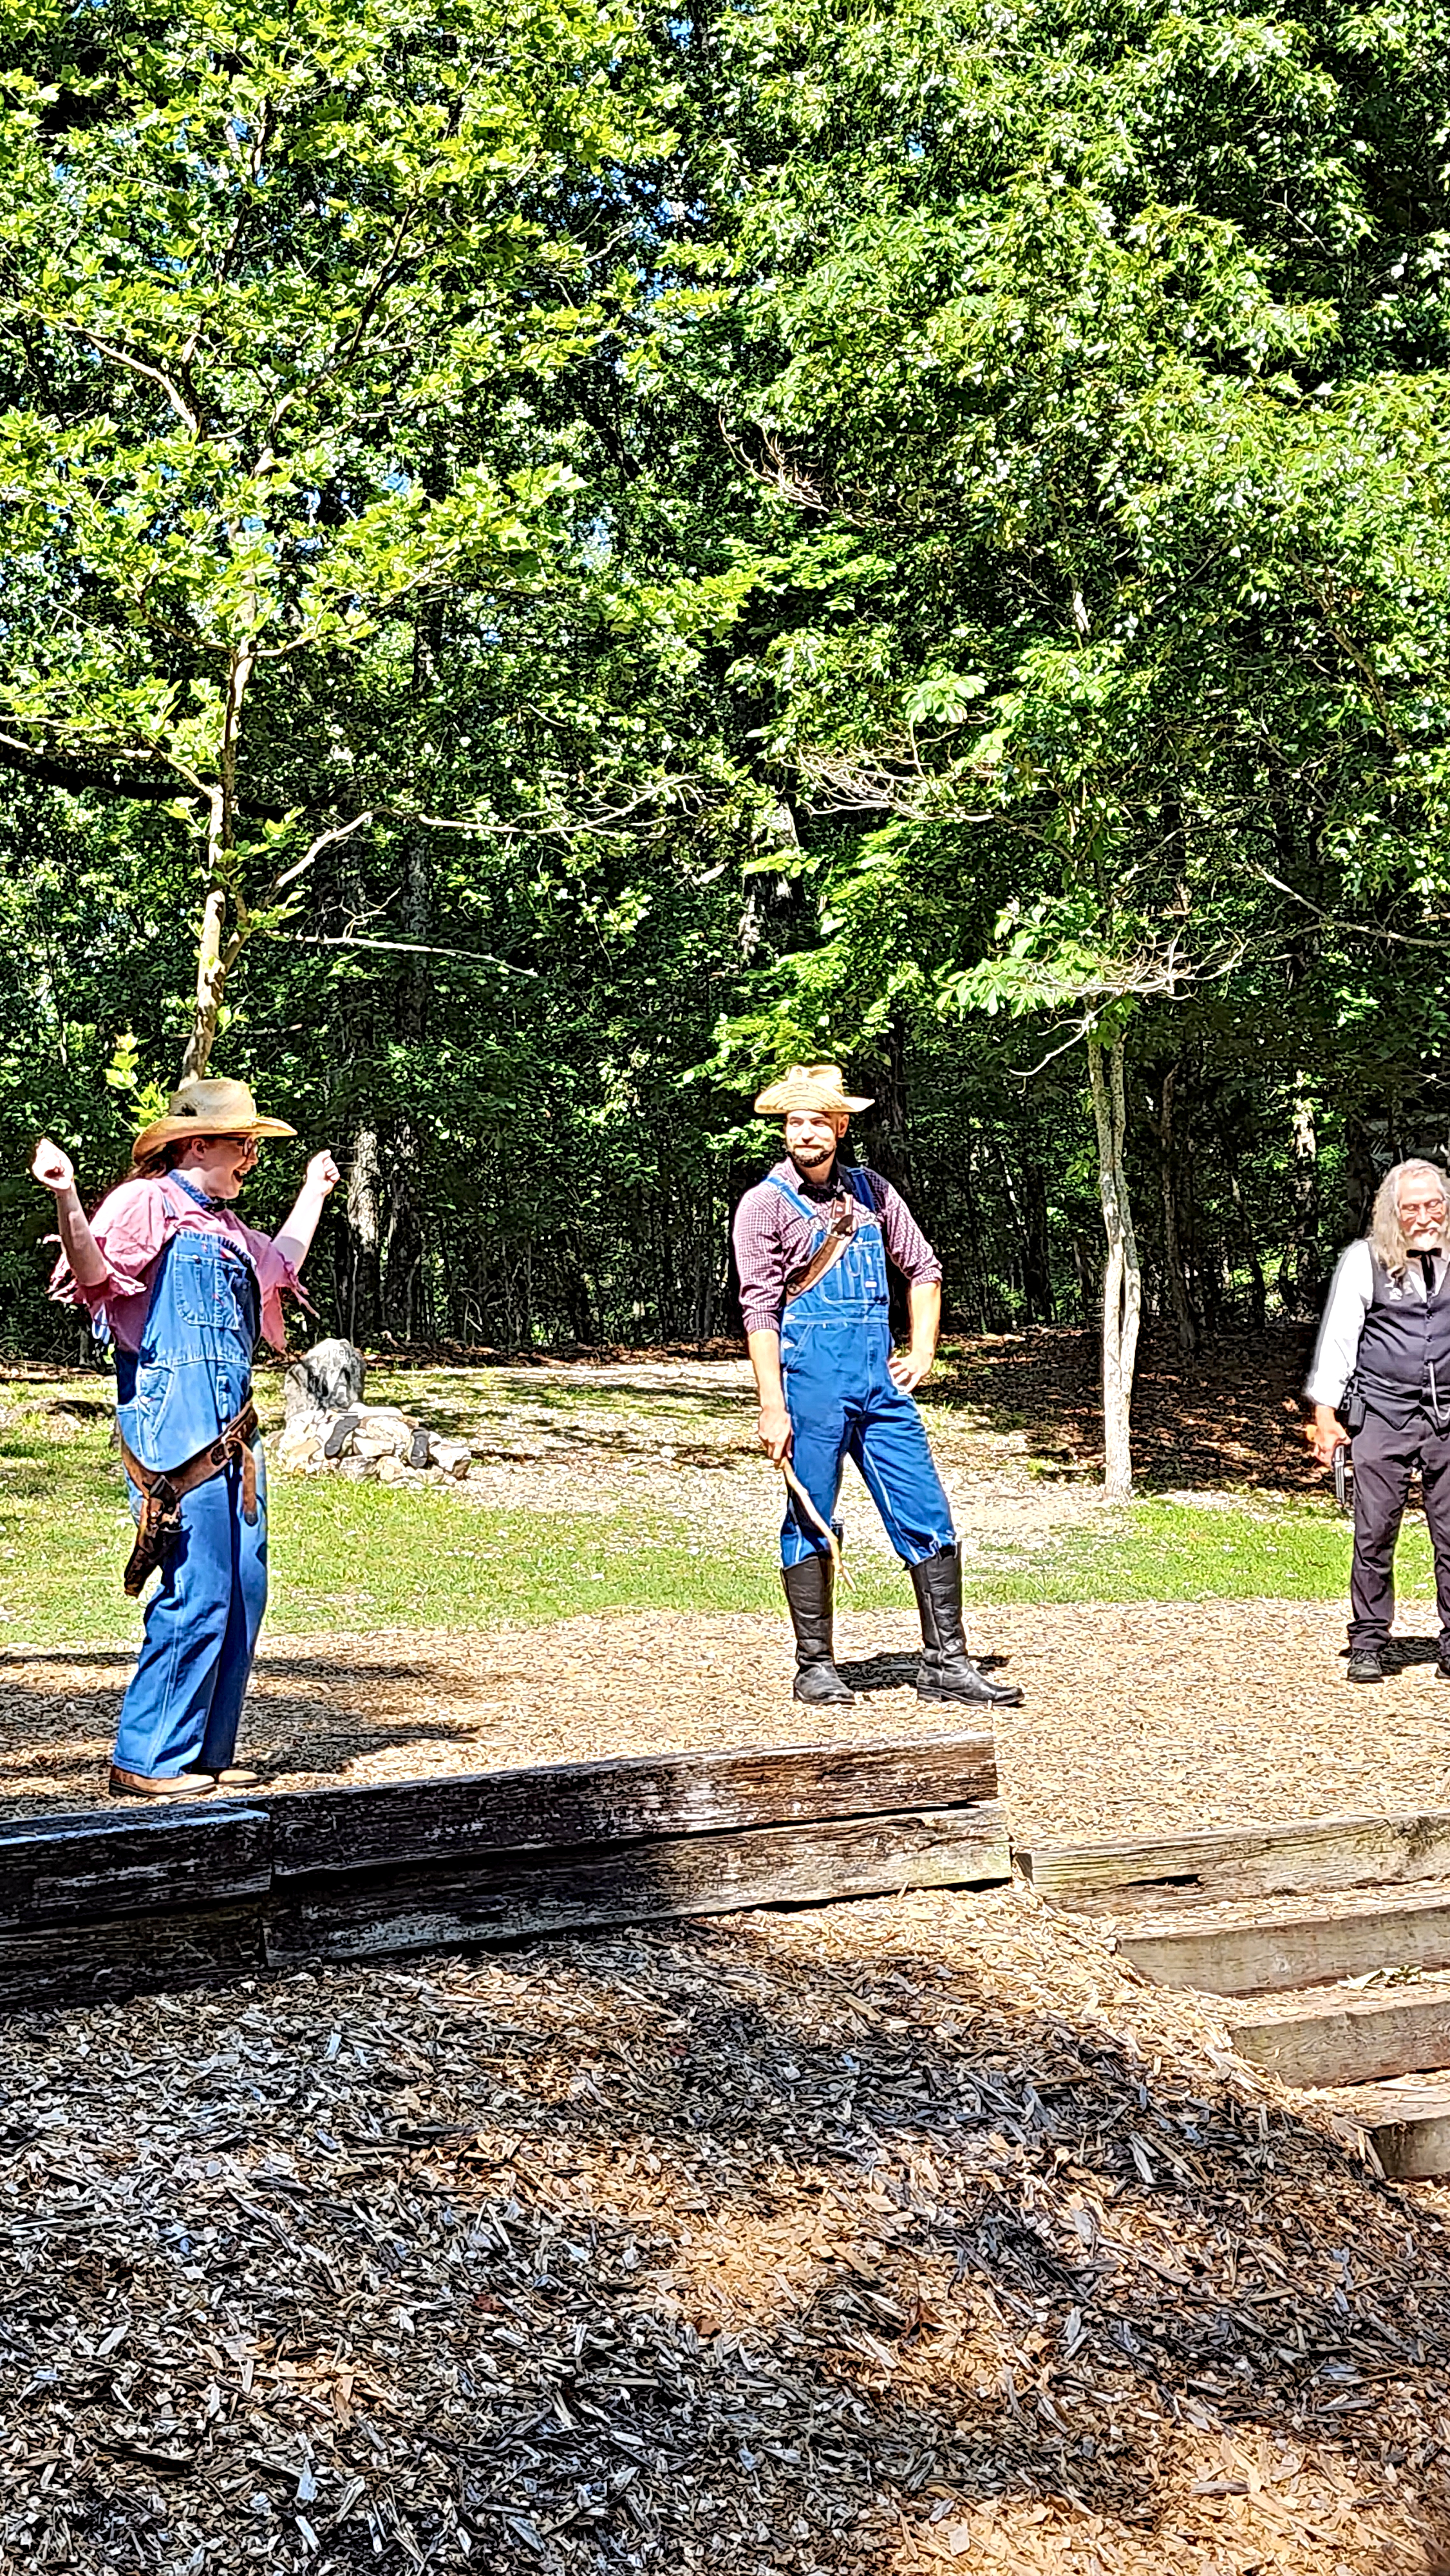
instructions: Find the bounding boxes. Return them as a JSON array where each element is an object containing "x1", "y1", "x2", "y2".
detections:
[
  {"x1": 1026, "y1": 1812, "x2": 1450, "y2": 2178},
  {"x1": 0, "y1": 1730, "x2": 1009, "y2": 2010}
]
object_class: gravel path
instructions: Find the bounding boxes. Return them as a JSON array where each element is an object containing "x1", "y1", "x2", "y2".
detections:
[{"x1": 5, "y1": 1597, "x2": 1448, "y2": 1838}]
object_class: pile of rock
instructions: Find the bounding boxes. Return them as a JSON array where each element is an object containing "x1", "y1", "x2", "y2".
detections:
[{"x1": 272, "y1": 1339, "x2": 475, "y2": 1488}]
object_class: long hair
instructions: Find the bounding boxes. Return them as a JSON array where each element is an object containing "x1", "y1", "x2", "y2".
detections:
[
  {"x1": 128, "y1": 1139, "x2": 188, "y2": 1182},
  {"x1": 1368, "y1": 1159, "x2": 1449, "y2": 1280}
]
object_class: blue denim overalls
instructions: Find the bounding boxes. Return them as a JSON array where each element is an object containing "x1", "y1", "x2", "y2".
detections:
[
  {"x1": 111, "y1": 1175, "x2": 268, "y2": 1779},
  {"x1": 771, "y1": 1166, "x2": 956, "y2": 1570}
]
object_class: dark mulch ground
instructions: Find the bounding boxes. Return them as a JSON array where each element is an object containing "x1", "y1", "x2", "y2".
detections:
[{"x1": 3, "y1": 1886, "x2": 1447, "y2": 2576}]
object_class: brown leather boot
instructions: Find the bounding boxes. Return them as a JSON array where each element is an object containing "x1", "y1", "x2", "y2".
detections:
[{"x1": 109, "y1": 1765, "x2": 218, "y2": 1800}]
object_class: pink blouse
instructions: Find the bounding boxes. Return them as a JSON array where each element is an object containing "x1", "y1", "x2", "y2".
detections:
[{"x1": 49, "y1": 1176, "x2": 306, "y2": 1354}]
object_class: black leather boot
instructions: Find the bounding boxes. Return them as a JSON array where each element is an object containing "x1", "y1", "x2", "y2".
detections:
[
  {"x1": 910, "y1": 1546, "x2": 1023, "y2": 1706},
  {"x1": 781, "y1": 1555, "x2": 855, "y2": 1704}
]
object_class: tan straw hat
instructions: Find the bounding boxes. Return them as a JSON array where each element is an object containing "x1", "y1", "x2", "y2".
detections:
[
  {"x1": 753, "y1": 1062, "x2": 873, "y2": 1117},
  {"x1": 132, "y1": 1076, "x2": 297, "y2": 1166}
]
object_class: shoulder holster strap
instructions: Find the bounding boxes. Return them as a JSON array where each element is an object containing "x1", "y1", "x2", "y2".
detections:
[
  {"x1": 118, "y1": 1399, "x2": 259, "y2": 1598},
  {"x1": 784, "y1": 1193, "x2": 858, "y2": 1304}
]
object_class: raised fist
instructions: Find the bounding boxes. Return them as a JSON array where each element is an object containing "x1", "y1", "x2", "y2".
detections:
[
  {"x1": 30, "y1": 1138, "x2": 75, "y2": 1197},
  {"x1": 307, "y1": 1151, "x2": 341, "y2": 1197}
]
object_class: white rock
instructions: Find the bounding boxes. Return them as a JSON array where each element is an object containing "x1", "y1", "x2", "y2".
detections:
[
  {"x1": 353, "y1": 1426, "x2": 406, "y2": 1461},
  {"x1": 375, "y1": 1454, "x2": 408, "y2": 1484}
]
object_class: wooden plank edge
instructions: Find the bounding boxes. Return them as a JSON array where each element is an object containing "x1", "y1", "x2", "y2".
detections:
[
  {"x1": 263, "y1": 1730, "x2": 999, "y2": 1879},
  {"x1": 0, "y1": 1900, "x2": 265, "y2": 2011},
  {"x1": 1320, "y1": 2083, "x2": 1450, "y2": 2181},
  {"x1": 0, "y1": 1727, "x2": 1000, "y2": 1923},
  {"x1": 1122, "y1": 1895, "x2": 1450, "y2": 1999},
  {"x1": 0, "y1": 1801, "x2": 1009, "y2": 2008},
  {"x1": 0, "y1": 1803, "x2": 272, "y2": 1931},
  {"x1": 1025, "y1": 1809, "x2": 1450, "y2": 1915},
  {"x1": 263, "y1": 1801, "x2": 1013, "y2": 1965},
  {"x1": 1234, "y1": 1985, "x2": 1450, "y2": 2090}
]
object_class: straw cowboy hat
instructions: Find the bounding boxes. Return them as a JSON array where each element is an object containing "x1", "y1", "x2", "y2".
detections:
[
  {"x1": 753, "y1": 1063, "x2": 874, "y2": 1117},
  {"x1": 132, "y1": 1077, "x2": 297, "y2": 1166}
]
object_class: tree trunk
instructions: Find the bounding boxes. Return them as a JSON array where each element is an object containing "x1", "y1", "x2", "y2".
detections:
[
  {"x1": 1069, "y1": 1229, "x2": 1095, "y2": 1331},
  {"x1": 181, "y1": 880, "x2": 227, "y2": 1081},
  {"x1": 1343, "y1": 1109, "x2": 1382, "y2": 1245},
  {"x1": 1287, "y1": 1079, "x2": 1321, "y2": 1317},
  {"x1": 346, "y1": 1124, "x2": 382, "y2": 1341},
  {"x1": 180, "y1": 645, "x2": 254, "y2": 1081},
  {"x1": 1234, "y1": 1182, "x2": 1268, "y2": 1327},
  {"x1": 1088, "y1": 1030, "x2": 1142, "y2": 1502},
  {"x1": 876, "y1": 1019, "x2": 918, "y2": 1198},
  {"x1": 1153, "y1": 1066, "x2": 1198, "y2": 1356},
  {"x1": 1022, "y1": 1155, "x2": 1055, "y2": 1322}
]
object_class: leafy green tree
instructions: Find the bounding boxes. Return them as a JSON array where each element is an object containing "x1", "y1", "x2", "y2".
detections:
[
  {"x1": 680, "y1": 0, "x2": 1450, "y2": 1485},
  {"x1": 0, "y1": 0, "x2": 677, "y2": 1074}
]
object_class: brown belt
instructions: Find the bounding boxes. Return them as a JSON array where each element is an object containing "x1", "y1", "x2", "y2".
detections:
[{"x1": 119, "y1": 1401, "x2": 260, "y2": 1598}]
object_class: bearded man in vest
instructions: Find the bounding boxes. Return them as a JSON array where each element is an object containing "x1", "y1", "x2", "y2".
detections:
[
  {"x1": 1307, "y1": 1157, "x2": 1450, "y2": 1683},
  {"x1": 732, "y1": 1063, "x2": 1022, "y2": 1709}
]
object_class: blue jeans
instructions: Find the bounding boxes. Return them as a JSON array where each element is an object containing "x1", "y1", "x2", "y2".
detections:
[
  {"x1": 781, "y1": 1314, "x2": 956, "y2": 1569},
  {"x1": 113, "y1": 1446, "x2": 268, "y2": 1777}
]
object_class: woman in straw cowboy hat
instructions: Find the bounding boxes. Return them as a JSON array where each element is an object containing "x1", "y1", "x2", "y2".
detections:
[
  {"x1": 733, "y1": 1064, "x2": 1022, "y2": 1709},
  {"x1": 31, "y1": 1077, "x2": 339, "y2": 1799}
]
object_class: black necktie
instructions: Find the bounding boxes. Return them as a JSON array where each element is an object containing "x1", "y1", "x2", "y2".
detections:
[{"x1": 1421, "y1": 1251, "x2": 1437, "y2": 1296}]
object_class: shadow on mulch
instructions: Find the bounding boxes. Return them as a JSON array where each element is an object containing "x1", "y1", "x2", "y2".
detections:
[
  {"x1": 461, "y1": 1907, "x2": 1450, "y2": 2569},
  {"x1": 929, "y1": 1321, "x2": 1321, "y2": 1495},
  {"x1": 838, "y1": 1649, "x2": 1015, "y2": 1695},
  {"x1": 12, "y1": 1893, "x2": 1450, "y2": 2571},
  {"x1": 0, "y1": 1645, "x2": 507, "y2": 1819}
]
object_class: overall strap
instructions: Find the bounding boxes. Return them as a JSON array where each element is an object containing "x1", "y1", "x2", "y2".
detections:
[
  {"x1": 764, "y1": 1170, "x2": 819, "y2": 1222},
  {"x1": 767, "y1": 1165, "x2": 889, "y2": 1305},
  {"x1": 765, "y1": 1165, "x2": 882, "y2": 1221},
  {"x1": 155, "y1": 1175, "x2": 262, "y2": 1295},
  {"x1": 842, "y1": 1166, "x2": 884, "y2": 1214}
]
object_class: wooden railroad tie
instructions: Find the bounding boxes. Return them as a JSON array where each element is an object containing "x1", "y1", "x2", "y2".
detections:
[
  {"x1": 0, "y1": 1729, "x2": 1008, "y2": 2013},
  {"x1": 1026, "y1": 1808, "x2": 1450, "y2": 2181}
]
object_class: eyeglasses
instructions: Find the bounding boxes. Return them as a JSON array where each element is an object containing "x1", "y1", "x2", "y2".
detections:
[{"x1": 1400, "y1": 1198, "x2": 1446, "y2": 1218}]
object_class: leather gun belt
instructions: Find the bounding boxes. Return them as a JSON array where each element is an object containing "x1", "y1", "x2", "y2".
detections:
[{"x1": 118, "y1": 1399, "x2": 259, "y2": 1598}]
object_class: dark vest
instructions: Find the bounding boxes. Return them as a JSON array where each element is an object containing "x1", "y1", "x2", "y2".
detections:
[{"x1": 1355, "y1": 1255, "x2": 1450, "y2": 1428}]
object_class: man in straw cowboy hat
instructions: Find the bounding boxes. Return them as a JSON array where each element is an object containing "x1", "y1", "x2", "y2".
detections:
[
  {"x1": 31, "y1": 1076, "x2": 339, "y2": 1797},
  {"x1": 733, "y1": 1064, "x2": 1022, "y2": 1709}
]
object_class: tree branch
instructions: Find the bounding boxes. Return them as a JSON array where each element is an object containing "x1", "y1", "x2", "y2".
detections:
[
  {"x1": 0, "y1": 730, "x2": 287, "y2": 817},
  {"x1": 46, "y1": 317, "x2": 200, "y2": 433}
]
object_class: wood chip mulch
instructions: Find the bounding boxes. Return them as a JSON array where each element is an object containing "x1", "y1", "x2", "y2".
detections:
[
  {"x1": 3, "y1": 1600, "x2": 1449, "y2": 1842},
  {"x1": 1, "y1": 1886, "x2": 1447, "y2": 2575}
]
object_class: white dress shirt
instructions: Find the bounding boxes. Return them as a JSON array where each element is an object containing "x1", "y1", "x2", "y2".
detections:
[{"x1": 1306, "y1": 1239, "x2": 1450, "y2": 1410}]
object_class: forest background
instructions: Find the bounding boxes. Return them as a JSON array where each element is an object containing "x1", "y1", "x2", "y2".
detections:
[{"x1": 3, "y1": 0, "x2": 1449, "y2": 1432}]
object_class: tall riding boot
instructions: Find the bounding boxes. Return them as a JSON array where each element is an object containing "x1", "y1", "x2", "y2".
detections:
[
  {"x1": 910, "y1": 1546, "x2": 1023, "y2": 1706},
  {"x1": 781, "y1": 1555, "x2": 856, "y2": 1704}
]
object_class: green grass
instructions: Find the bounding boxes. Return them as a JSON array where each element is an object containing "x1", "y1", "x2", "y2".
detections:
[
  {"x1": 0, "y1": 1411, "x2": 1426, "y2": 1650},
  {"x1": 0, "y1": 1417, "x2": 909, "y2": 1646},
  {"x1": 962, "y1": 1496, "x2": 1396, "y2": 1604}
]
